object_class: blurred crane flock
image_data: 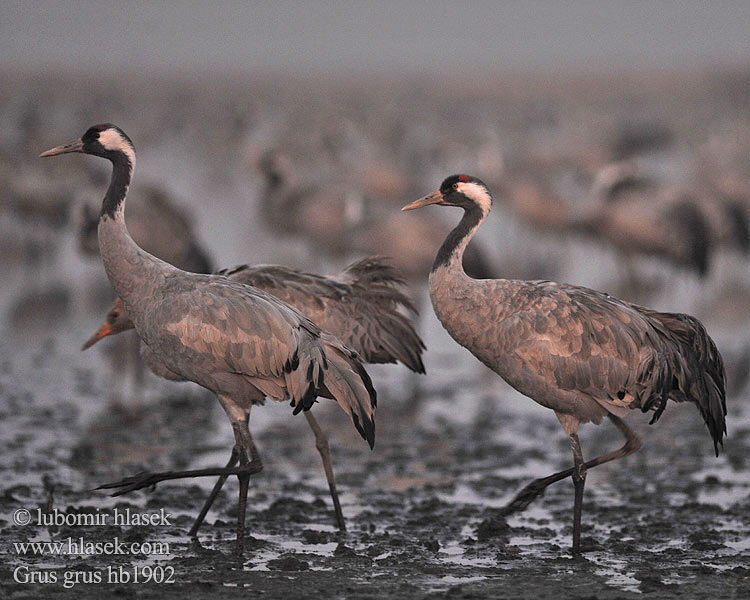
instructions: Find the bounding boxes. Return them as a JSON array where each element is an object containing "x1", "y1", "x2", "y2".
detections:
[
  {"x1": 1, "y1": 66, "x2": 750, "y2": 593},
  {"x1": 5, "y1": 70, "x2": 749, "y2": 372}
]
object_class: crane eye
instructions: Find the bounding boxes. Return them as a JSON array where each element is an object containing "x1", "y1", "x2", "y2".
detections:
[
  {"x1": 452, "y1": 183, "x2": 459, "y2": 189},
  {"x1": 111, "y1": 311, "x2": 119, "y2": 319}
]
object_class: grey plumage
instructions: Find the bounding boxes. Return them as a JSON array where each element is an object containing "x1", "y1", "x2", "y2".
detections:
[
  {"x1": 403, "y1": 174, "x2": 727, "y2": 554},
  {"x1": 81, "y1": 256, "x2": 423, "y2": 537},
  {"x1": 42, "y1": 124, "x2": 377, "y2": 555},
  {"x1": 463, "y1": 280, "x2": 725, "y2": 450},
  {"x1": 87, "y1": 257, "x2": 425, "y2": 375},
  {"x1": 79, "y1": 183, "x2": 213, "y2": 274},
  {"x1": 139, "y1": 274, "x2": 376, "y2": 442},
  {"x1": 217, "y1": 257, "x2": 425, "y2": 373}
]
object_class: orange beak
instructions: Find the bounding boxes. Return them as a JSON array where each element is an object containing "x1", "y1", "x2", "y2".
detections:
[
  {"x1": 401, "y1": 189, "x2": 444, "y2": 211},
  {"x1": 81, "y1": 322, "x2": 113, "y2": 351}
]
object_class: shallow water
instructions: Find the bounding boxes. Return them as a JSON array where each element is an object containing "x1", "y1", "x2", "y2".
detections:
[{"x1": 1, "y1": 70, "x2": 749, "y2": 598}]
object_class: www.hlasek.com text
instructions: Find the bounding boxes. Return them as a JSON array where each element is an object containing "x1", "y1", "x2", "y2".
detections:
[{"x1": 14, "y1": 536, "x2": 170, "y2": 556}]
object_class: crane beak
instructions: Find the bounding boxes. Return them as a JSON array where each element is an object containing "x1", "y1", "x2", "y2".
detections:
[
  {"x1": 401, "y1": 190, "x2": 444, "y2": 211},
  {"x1": 39, "y1": 139, "x2": 84, "y2": 157},
  {"x1": 81, "y1": 322, "x2": 113, "y2": 351}
]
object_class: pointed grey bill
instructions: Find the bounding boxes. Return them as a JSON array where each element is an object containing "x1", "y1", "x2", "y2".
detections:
[
  {"x1": 39, "y1": 139, "x2": 84, "y2": 157},
  {"x1": 401, "y1": 189, "x2": 444, "y2": 211}
]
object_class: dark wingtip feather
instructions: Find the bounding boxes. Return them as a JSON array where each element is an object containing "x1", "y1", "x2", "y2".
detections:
[
  {"x1": 353, "y1": 359, "x2": 378, "y2": 410},
  {"x1": 411, "y1": 355, "x2": 426, "y2": 375},
  {"x1": 351, "y1": 357, "x2": 377, "y2": 446},
  {"x1": 352, "y1": 412, "x2": 376, "y2": 449},
  {"x1": 321, "y1": 340, "x2": 377, "y2": 448}
]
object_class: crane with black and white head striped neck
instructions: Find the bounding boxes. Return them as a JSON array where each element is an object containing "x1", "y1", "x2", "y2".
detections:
[
  {"x1": 80, "y1": 256, "x2": 425, "y2": 538},
  {"x1": 403, "y1": 174, "x2": 727, "y2": 555},
  {"x1": 41, "y1": 124, "x2": 378, "y2": 556}
]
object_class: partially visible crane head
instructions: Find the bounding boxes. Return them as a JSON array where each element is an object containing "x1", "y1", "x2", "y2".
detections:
[
  {"x1": 40, "y1": 124, "x2": 135, "y2": 166},
  {"x1": 402, "y1": 174, "x2": 492, "y2": 215},
  {"x1": 81, "y1": 298, "x2": 134, "y2": 350}
]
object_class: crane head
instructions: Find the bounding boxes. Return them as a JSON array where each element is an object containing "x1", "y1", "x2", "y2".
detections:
[
  {"x1": 402, "y1": 174, "x2": 492, "y2": 215},
  {"x1": 81, "y1": 298, "x2": 135, "y2": 350},
  {"x1": 40, "y1": 124, "x2": 135, "y2": 167}
]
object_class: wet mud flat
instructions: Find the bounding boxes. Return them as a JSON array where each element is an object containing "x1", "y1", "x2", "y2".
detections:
[
  {"x1": 0, "y1": 337, "x2": 748, "y2": 600},
  {"x1": 1, "y1": 68, "x2": 750, "y2": 598}
]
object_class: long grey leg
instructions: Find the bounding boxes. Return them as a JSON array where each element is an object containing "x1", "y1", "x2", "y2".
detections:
[
  {"x1": 230, "y1": 415, "x2": 263, "y2": 557},
  {"x1": 95, "y1": 402, "x2": 265, "y2": 548},
  {"x1": 188, "y1": 446, "x2": 240, "y2": 537},
  {"x1": 569, "y1": 432, "x2": 586, "y2": 554},
  {"x1": 305, "y1": 411, "x2": 346, "y2": 531},
  {"x1": 235, "y1": 444, "x2": 251, "y2": 556},
  {"x1": 500, "y1": 415, "x2": 642, "y2": 515}
]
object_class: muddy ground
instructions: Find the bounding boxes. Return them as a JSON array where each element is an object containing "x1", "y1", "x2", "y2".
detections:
[
  {"x1": 0, "y1": 326, "x2": 748, "y2": 599},
  {"x1": 1, "y1": 70, "x2": 749, "y2": 598}
]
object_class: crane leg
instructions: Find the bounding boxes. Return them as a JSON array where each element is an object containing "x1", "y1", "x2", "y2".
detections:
[
  {"x1": 236, "y1": 450, "x2": 250, "y2": 557},
  {"x1": 96, "y1": 400, "x2": 264, "y2": 558},
  {"x1": 233, "y1": 417, "x2": 262, "y2": 557},
  {"x1": 304, "y1": 411, "x2": 346, "y2": 532},
  {"x1": 188, "y1": 445, "x2": 240, "y2": 537},
  {"x1": 500, "y1": 414, "x2": 641, "y2": 516},
  {"x1": 95, "y1": 462, "x2": 262, "y2": 495},
  {"x1": 569, "y1": 433, "x2": 586, "y2": 554},
  {"x1": 211, "y1": 395, "x2": 264, "y2": 556},
  {"x1": 188, "y1": 408, "x2": 263, "y2": 537}
]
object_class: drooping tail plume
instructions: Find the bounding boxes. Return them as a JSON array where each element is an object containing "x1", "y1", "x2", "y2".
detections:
[
  {"x1": 317, "y1": 335, "x2": 377, "y2": 448},
  {"x1": 645, "y1": 310, "x2": 727, "y2": 455},
  {"x1": 344, "y1": 257, "x2": 426, "y2": 373}
]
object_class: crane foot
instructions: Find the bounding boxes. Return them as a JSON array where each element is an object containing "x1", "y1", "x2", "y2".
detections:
[
  {"x1": 95, "y1": 462, "x2": 263, "y2": 497},
  {"x1": 499, "y1": 480, "x2": 548, "y2": 516}
]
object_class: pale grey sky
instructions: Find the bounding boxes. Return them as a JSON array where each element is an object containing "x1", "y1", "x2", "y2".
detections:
[{"x1": 2, "y1": 1, "x2": 750, "y2": 76}]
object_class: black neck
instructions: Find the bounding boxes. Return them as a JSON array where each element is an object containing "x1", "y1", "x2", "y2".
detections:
[
  {"x1": 431, "y1": 205, "x2": 484, "y2": 273},
  {"x1": 101, "y1": 154, "x2": 133, "y2": 219}
]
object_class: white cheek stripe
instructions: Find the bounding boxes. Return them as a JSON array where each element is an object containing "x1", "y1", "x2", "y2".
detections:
[
  {"x1": 98, "y1": 129, "x2": 136, "y2": 167},
  {"x1": 456, "y1": 181, "x2": 491, "y2": 213}
]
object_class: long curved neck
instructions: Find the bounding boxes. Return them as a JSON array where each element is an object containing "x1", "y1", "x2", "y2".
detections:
[
  {"x1": 101, "y1": 154, "x2": 133, "y2": 218},
  {"x1": 97, "y1": 153, "x2": 171, "y2": 318},
  {"x1": 431, "y1": 204, "x2": 486, "y2": 276}
]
